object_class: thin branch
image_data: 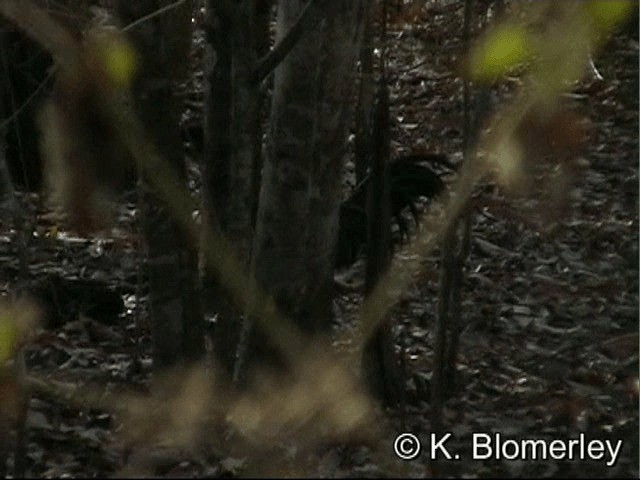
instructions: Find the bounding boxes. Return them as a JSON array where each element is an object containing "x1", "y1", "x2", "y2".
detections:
[
  {"x1": 122, "y1": 0, "x2": 187, "y2": 32},
  {"x1": 250, "y1": 0, "x2": 327, "y2": 85},
  {"x1": 0, "y1": 68, "x2": 56, "y2": 132}
]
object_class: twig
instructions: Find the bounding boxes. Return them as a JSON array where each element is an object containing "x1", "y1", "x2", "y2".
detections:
[
  {"x1": 0, "y1": 68, "x2": 56, "y2": 132},
  {"x1": 250, "y1": 0, "x2": 327, "y2": 84},
  {"x1": 122, "y1": 0, "x2": 188, "y2": 32}
]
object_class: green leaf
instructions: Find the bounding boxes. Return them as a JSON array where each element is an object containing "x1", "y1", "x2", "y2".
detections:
[
  {"x1": 468, "y1": 24, "x2": 532, "y2": 83},
  {"x1": 585, "y1": 0, "x2": 634, "y2": 33},
  {"x1": 0, "y1": 315, "x2": 18, "y2": 364},
  {"x1": 88, "y1": 31, "x2": 138, "y2": 90}
]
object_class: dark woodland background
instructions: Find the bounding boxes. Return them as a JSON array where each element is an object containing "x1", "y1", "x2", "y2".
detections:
[{"x1": 0, "y1": 0, "x2": 638, "y2": 477}]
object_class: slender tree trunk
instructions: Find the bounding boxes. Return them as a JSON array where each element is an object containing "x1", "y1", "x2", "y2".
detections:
[
  {"x1": 355, "y1": 0, "x2": 374, "y2": 186},
  {"x1": 203, "y1": 0, "x2": 262, "y2": 377},
  {"x1": 229, "y1": 2, "x2": 258, "y2": 257},
  {"x1": 252, "y1": 0, "x2": 272, "y2": 227},
  {"x1": 362, "y1": 75, "x2": 401, "y2": 404},
  {"x1": 117, "y1": 0, "x2": 204, "y2": 371},
  {"x1": 202, "y1": 2, "x2": 235, "y2": 374},
  {"x1": 432, "y1": 0, "x2": 476, "y2": 433}
]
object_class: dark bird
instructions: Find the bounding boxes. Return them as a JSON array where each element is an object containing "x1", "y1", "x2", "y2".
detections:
[{"x1": 335, "y1": 154, "x2": 448, "y2": 269}]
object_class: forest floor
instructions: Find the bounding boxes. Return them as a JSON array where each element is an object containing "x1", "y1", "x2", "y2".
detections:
[{"x1": 0, "y1": 2, "x2": 638, "y2": 478}]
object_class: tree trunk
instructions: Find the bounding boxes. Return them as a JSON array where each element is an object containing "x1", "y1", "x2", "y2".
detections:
[
  {"x1": 354, "y1": 0, "x2": 374, "y2": 186},
  {"x1": 239, "y1": 0, "x2": 364, "y2": 377},
  {"x1": 361, "y1": 73, "x2": 403, "y2": 405},
  {"x1": 203, "y1": 1, "x2": 262, "y2": 378},
  {"x1": 202, "y1": 2, "x2": 234, "y2": 375},
  {"x1": 252, "y1": 0, "x2": 272, "y2": 226},
  {"x1": 116, "y1": 0, "x2": 204, "y2": 371}
]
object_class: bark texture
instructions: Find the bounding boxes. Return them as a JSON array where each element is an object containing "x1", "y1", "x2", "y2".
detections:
[
  {"x1": 117, "y1": 0, "x2": 204, "y2": 370},
  {"x1": 242, "y1": 0, "x2": 364, "y2": 374}
]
